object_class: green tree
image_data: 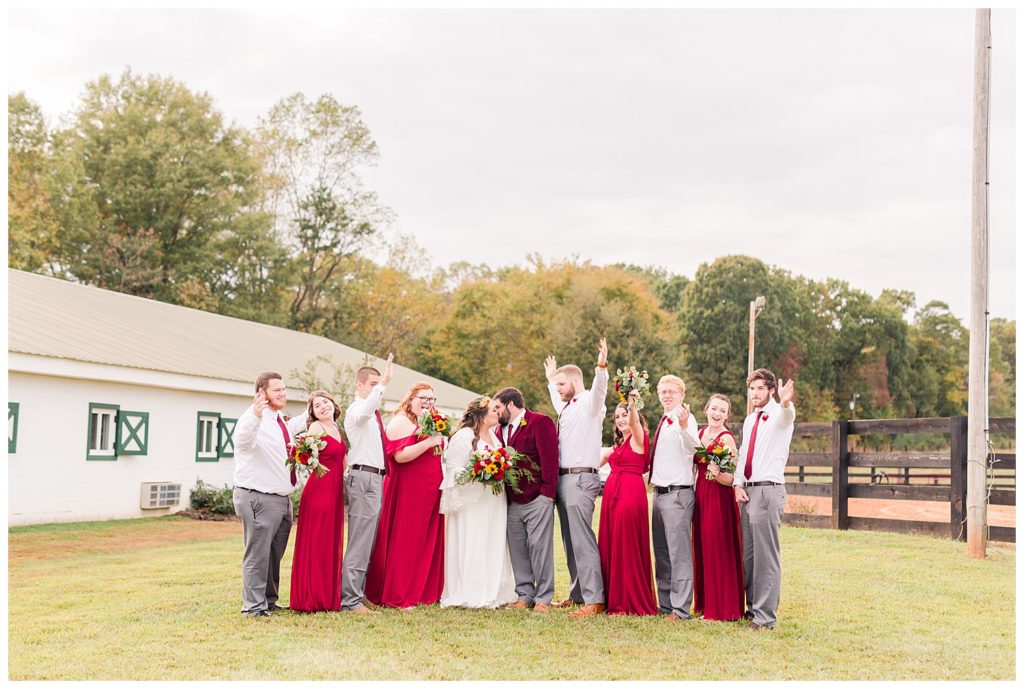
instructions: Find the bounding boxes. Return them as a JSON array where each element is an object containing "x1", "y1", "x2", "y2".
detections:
[
  {"x1": 906, "y1": 301, "x2": 969, "y2": 417},
  {"x1": 8, "y1": 92, "x2": 59, "y2": 271}
]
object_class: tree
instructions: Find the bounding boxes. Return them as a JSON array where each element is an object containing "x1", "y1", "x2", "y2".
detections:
[
  {"x1": 8, "y1": 92, "x2": 59, "y2": 272},
  {"x1": 906, "y1": 301, "x2": 969, "y2": 417}
]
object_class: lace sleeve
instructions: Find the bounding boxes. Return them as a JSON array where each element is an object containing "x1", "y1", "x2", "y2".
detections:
[{"x1": 440, "y1": 482, "x2": 482, "y2": 515}]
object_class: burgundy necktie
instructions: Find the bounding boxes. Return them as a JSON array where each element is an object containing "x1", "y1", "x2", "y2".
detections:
[
  {"x1": 375, "y1": 409, "x2": 389, "y2": 475},
  {"x1": 557, "y1": 400, "x2": 571, "y2": 430},
  {"x1": 649, "y1": 416, "x2": 669, "y2": 476},
  {"x1": 743, "y1": 411, "x2": 764, "y2": 481},
  {"x1": 277, "y1": 414, "x2": 297, "y2": 486}
]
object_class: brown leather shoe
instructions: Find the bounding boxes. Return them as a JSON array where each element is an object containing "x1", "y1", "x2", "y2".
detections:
[
  {"x1": 554, "y1": 598, "x2": 582, "y2": 609},
  {"x1": 532, "y1": 603, "x2": 551, "y2": 613},
  {"x1": 663, "y1": 613, "x2": 692, "y2": 622},
  {"x1": 568, "y1": 603, "x2": 606, "y2": 618},
  {"x1": 747, "y1": 622, "x2": 772, "y2": 631},
  {"x1": 346, "y1": 605, "x2": 378, "y2": 615},
  {"x1": 505, "y1": 600, "x2": 530, "y2": 610}
]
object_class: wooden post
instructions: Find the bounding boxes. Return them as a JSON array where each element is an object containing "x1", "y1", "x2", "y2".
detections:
[
  {"x1": 831, "y1": 419, "x2": 849, "y2": 530},
  {"x1": 967, "y1": 8, "x2": 991, "y2": 559},
  {"x1": 950, "y1": 416, "x2": 969, "y2": 541}
]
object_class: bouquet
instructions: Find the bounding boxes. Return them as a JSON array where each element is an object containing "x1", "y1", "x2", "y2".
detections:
[
  {"x1": 457, "y1": 446, "x2": 536, "y2": 496},
  {"x1": 416, "y1": 409, "x2": 454, "y2": 455},
  {"x1": 613, "y1": 366, "x2": 650, "y2": 410},
  {"x1": 286, "y1": 431, "x2": 330, "y2": 478},
  {"x1": 695, "y1": 438, "x2": 737, "y2": 481}
]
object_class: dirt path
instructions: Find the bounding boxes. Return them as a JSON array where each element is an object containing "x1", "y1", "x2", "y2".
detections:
[{"x1": 785, "y1": 495, "x2": 1016, "y2": 527}]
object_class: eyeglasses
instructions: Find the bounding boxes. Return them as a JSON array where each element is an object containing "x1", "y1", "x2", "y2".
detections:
[{"x1": 415, "y1": 396, "x2": 437, "y2": 404}]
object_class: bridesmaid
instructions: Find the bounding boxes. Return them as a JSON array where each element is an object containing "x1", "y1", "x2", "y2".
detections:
[
  {"x1": 597, "y1": 390, "x2": 658, "y2": 615},
  {"x1": 692, "y1": 393, "x2": 744, "y2": 621},
  {"x1": 364, "y1": 382, "x2": 446, "y2": 608},
  {"x1": 289, "y1": 391, "x2": 348, "y2": 612}
]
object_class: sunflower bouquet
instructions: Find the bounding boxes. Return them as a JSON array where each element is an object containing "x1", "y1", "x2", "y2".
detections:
[
  {"x1": 695, "y1": 438, "x2": 737, "y2": 481},
  {"x1": 613, "y1": 366, "x2": 650, "y2": 410},
  {"x1": 286, "y1": 431, "x2": 330, "y2": 478},
  {"x1": 457, "y1": 446, "x2": 535, "y2": 496},
  {"x1": 415, "y1": 409, "x2": 454, "y2": 455}
]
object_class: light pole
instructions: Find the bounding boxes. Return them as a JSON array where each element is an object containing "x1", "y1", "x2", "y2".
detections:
[
  {"x1": 849, "y1": 393, "x2": 860, "y2": 419},
  {"x1": 746, "y1": 295, "x2": 767, "y2": 415}
]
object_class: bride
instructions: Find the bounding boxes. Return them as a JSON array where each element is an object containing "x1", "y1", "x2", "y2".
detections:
[{"x1": 438, "y1": 395, "x2": 517, "y2": 608}]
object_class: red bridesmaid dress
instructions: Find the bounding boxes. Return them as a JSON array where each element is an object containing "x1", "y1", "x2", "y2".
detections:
[
  {"x1": 692, "y1": 427, "x2": 744, "y2": 621},
  {"x1": 289, "y1": 434, "x2": 347, "y2": 612},
  {"x1": 364, "y1": 433, "x2": 445, "y2": 607},
  {"x1": 598, "y1": 431, "x2": 658, "y2": 615}
]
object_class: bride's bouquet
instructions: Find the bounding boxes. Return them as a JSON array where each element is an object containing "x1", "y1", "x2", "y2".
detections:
[
  {"x1": 613, "y1": 366, "x2": 650, "y2": 409},
  {"x1": 416, "y1": 409, "x2": 454, "y2": 455},
  {"x1": 458, "y1": 446, "x2": 535, "y2": 496},
  {"x1": 695, "y1": 438, "x2": 736, "y2": 481},
  {"x1": 286, "y1": 431, "x2": 330, "y2": 478}
]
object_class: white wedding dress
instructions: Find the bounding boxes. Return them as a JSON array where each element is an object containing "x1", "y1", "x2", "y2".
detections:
[{"x1": 438, "y1": 427, "x2": 517, "y2": 608}]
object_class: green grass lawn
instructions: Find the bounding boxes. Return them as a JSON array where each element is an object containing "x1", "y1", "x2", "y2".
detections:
[{"x1": 8, "y1": 506, "x2": 1016, "y2": 680}]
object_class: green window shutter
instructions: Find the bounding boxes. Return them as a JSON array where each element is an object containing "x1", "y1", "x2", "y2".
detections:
[
  {"x1": 218, "y1": 417, "x2": 237, "y2": 458},
  {"x1": 196, "y1": 412, "x2": 221, "y2": 462},
  {"x1": 8, "y1": 402, "x2": 20, "y2": 454},
  {"x1": 87, "y1": 403, "x2": 120, "y2": 461},
  {"x1": 116, "y1": 411, "x2": 150, "y2": 456}
]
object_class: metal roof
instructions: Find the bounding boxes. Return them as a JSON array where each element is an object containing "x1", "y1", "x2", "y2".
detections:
[{"x1": 8, "y1": 269, "x2": 479, "y2": 406}]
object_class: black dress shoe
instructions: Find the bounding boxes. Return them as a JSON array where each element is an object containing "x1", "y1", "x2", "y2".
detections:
[
  {"x1": 267, "y1": 604, "x2": 288, "y2": 612},
  {"x1": 243, "y1": 610, "x2": 271, "y2": 618},
  {"x1": 742, "y1": 610, "x2": 754, "y2": 620}
]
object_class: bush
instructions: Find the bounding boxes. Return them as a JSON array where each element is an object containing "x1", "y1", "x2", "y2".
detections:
[{"x1": 190, "y1": 480, "x2": 236, "y2": 515}]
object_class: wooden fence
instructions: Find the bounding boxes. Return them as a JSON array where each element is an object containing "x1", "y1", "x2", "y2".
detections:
[{"x1": 750, "y1": 416, "x2": 1016, "y2": 542}]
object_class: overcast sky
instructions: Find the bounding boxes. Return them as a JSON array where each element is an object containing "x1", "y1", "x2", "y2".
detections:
[{"x1": 7, "y1": 7, "x2": 1017, "y2": 321}]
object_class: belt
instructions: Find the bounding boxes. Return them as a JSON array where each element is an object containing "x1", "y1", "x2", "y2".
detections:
[
  {"x1": 350, "y1": 464, "x2": 385, "y2": 477},
  {"x1": 745, "y1": 481, "x2": 783, "y2": 487},
  {"x1": 654, "y1": 484, "x2": 693, "y2": 494},
  {"x1": 559, "y1": 467, "x2": 598, "y2": 475}
]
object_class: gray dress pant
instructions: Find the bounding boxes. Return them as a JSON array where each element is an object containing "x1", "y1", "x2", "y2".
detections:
[
  {"x1": 651, "y1": 487, "x2": 696, "y2": 619},
  {"x1": 740, "y1": 484, "x2": 786, "y2": 627},
  {"x1": 233, "y1": 487, "x2": 293, "y2": 615},
  {"x1": 556, "y1": 472, "x2": 605, "y2": 605},
  {"x1": 506, "y1": 495, "x2": 556, "y2": 605},
  {"x1": 341, "y1": 471, "x2": 384, "y2": 610}
]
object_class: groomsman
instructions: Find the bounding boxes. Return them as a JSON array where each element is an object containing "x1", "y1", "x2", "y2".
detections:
[
  {"x1": 232, "y1": 372, "x2": 304, "y2": 617},
  {"x1": 733, "y1": 368, "x2": 796, "y2": 630},
  {"x1": 648, "y1": 374, "x2": 701, "y2": 621},
  {"x1": 340, "y1": 354, "x2": 394, "y2": 614},
  {"x1": 494, "y1": 387, "x2": 559, "y2": 613},
  {"x1": 544, "y1": 339, "x2": 609, "y2": 618}
]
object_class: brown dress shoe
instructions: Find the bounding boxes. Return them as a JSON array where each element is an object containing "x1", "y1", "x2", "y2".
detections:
[
  {"x1": 506, "y1": 600, "x2": 530, "y2": 609},
  {"x1": 568, "y1": 603, "x2": 606, "y2": 618},
  {"x1": 747, "y1": 622, "x2": 772, "y2": 631},
  {"x1": 532, "y1": 603, "x2": 551, "y2": 613},
  {"x1": 346, "y1": 605, "x2": 378, "y2": 615},
  {"x1": 554, "y1": 598, "x2": 582, "y2": 609},
  {"x1": 663, "y1": 613, "x2": 692, "y2": 622}
]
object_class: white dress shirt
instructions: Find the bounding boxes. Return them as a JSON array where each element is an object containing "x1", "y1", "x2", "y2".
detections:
[
  {"x1": 649, "y1": 412, "x2": 701, "y2": 487},
  {"x1": 343, "y1": 384, "x2": 387, "y2": 470},
  {"x1": 233, "y1": 406, "x2": 306, "y2": 496},
  {"x1": 733, "y1": 398, "x2": 796, "y2": 488},
  {"x1": 501, "y1": 409, "x2": 527, "y2": 446},
  {"x1": 548, "y1": 367, "x2": 609, "y2": 469}
]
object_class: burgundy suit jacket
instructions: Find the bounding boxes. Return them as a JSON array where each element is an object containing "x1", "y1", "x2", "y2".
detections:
[{"x1": 499, "y1": 409, "x2": 559, "y2": 505}]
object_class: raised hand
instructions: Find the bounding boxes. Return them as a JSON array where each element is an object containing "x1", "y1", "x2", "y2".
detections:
[
  {"x1": 597, "y1": 338, "x2": 608, "y2": 367},
  {"x1": 544, "y1": 355, "x2": 558, "y2": 381},
  {"x1": 382, "y1": 352, "x2": 395, "y2": 386},
  {"x1": 675, "y1": 403, "x2": 691, "y2": 426},
  {"x1": 779, "y1": 378, "x2": 796, "y2": 406},
  {"x1": 253, "y1": 389, "x2": 269, "y2": 418},
  {"x1": 627, "y1": 389, "x2": 642, "y2": 408}
]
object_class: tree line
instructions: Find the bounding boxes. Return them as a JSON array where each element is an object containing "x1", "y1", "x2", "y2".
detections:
[{"x1": 8, "y1": 70, "x2": 1016, "y2": 434}]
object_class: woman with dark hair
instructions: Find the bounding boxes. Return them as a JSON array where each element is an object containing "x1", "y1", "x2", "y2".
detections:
[
  {"x1": 365, "y1": 383, "x2": 446, "y2": 608},
  {"x1": 597, "y1": 391, "x2": 658, "y2": 615},
  {"x1": 692, "y1": 393, "x2": 744, "y2": 621},
  {"x1": 438, "y1": 395, "x2": 517, "y2": 608},
  {"x1": 289, "y1": 390, "x2": 348, "y2": 612}
]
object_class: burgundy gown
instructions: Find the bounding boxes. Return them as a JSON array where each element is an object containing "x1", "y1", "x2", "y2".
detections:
[
  {"x1": 364, "y1": 433, "x2": 445, "y2": 607},
  {"x1": 598, "y1": 431, "x2": 658, "y2": 616},
  {"x1": 692, "y1": 427, "x2": 744, "y2": 621},
  {"x1": 289, "y1": 434, "x2": 347, "y2": 612}
]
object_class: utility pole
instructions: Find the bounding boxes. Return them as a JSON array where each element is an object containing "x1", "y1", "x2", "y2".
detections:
[
  {"x1": 967, "y1": 8, "x2": 991, "y2": 559},
  {"x1": 746, "y1": 296, "x2": 766, "y2": 415}
]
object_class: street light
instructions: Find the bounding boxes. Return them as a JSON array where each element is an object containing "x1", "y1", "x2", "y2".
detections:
[{"x1": 746, "y1": 295, "x2": 767, "y2": 415}]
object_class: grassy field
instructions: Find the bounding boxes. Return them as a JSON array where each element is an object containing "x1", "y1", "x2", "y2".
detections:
[{"x1": 8, "y1": 507, "x2": 1016, "y2": 681}]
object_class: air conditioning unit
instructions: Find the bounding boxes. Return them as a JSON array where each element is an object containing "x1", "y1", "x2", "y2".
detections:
[{"x1": 140, "y1": 482, "x2": 182, "y2": 509}]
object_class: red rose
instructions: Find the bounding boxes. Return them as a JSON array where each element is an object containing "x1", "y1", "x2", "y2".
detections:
[
  {"x1": 666, "y1": 418, "x2": 674, "y2": 425},
  {"x1": 298, "y1": 452, "x2": 311, "y2": 464}
]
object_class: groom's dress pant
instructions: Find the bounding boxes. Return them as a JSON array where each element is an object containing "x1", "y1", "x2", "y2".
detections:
[
  {"x1": 651, "y1": 486, "x2": 695, "y2": 619},
  {"x1": 233, "y1": 487, "x2": 293, "y2": 614},
  {"x1": 341, "y1": 470, "x2": 384, "y2": 610},
  {"x1": 740, "y1": 483, "x2": 786, "y2": 627},
  {"x1": 556, "y1": 472, "x2": 605, "y2": 605},
  {"x1": 507, "y1": 495, "x2": 555, "y2": 605}
]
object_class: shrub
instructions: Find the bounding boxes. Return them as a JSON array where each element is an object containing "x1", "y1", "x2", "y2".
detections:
[{"x1": 190, "y1": 480, "x2": 236, "y2": 515}]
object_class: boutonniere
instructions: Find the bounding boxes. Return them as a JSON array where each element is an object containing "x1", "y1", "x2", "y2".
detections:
[
  {"x1": 282, "y1": 414, "x2": 291, "y2": 422},
  {"x1": 519, "y1": 417, "x2": 527, "y2": 428},
  {"x1": 572, "y1": 398, "x2": 577, "y2": 404},
  {"x1": 666, "y1": 417, "x2": 674, "y2": 426},
  {"x1": 761, "y1": 414, "x2": 769, "y2": 422}
]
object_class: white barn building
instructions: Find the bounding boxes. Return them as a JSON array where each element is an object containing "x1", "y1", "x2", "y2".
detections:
[{"x1": 7, "y1": 269, "x2": 478, "y2": 526}]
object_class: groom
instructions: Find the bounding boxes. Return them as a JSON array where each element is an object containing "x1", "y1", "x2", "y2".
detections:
[
  {"x1": 545, "y1": 338, "x2": 609, "y2": 618},
  {"x1": 493, "y1": 387, "x2": 559, "y2": 613}
]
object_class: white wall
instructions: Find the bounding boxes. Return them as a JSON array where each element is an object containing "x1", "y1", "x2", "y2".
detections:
[{"x1": 7, "y1": 371, "x2": 307, "y2": 525}]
